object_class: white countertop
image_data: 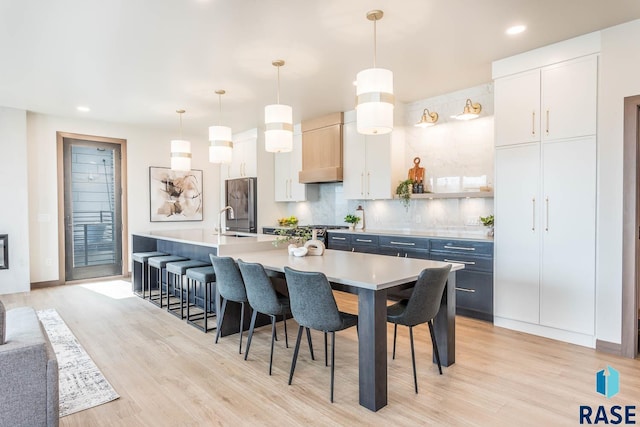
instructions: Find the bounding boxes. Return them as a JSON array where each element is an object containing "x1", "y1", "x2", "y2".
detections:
[
  {"x1": 232, "y1": 248, "x2": 464, "y2": 291},
  {"x1": 133, "y1": 229, "x2": 279, "y2": 255},
  {"x1": 327, "y1": 228, "x2": 493, "y2": 242}
]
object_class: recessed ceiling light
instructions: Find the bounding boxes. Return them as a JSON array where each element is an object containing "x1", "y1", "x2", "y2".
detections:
[
  {"x1": 506, "y1": 25, "x2": 526, "y2": 35},
  {"x1": 77, "y1": 106, "x2": 91, "y2": 112}
]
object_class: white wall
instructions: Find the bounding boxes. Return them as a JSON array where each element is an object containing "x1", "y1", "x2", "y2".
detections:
[
  {"x1": 26, "y1": 112, "x2": 222, "y2": 283},
  {"x1": 0, "y1": 107, "x2": 30, "y2": 294},
  {"x1": 596, "y1": 20, "x2": 640, "y2": 343}
]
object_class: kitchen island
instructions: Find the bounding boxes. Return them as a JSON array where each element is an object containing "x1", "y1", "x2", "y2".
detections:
[{"x1": 131, "y1": 229, "x2": 463, "y2": 412}]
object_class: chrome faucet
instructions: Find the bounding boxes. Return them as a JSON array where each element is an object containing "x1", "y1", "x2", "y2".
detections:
[{"x1": 217, "y1": 206, "x2": 234, "y2": 237}]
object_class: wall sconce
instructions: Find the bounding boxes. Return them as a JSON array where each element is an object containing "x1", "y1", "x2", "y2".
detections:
[
  {"x1": 414, "y1": 108, "x2": 439, "y2": 128},
  {"x1": 453, "y1": 99, "x2": 482, "y2": 120}
]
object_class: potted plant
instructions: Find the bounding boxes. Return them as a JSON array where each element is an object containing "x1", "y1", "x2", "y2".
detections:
[
  {"x1": 480, "y1": 214, "x2": 494, "y2": 236},
  {"x1": 344, "y1": 214, "x2": 360, "y2": 231},
  {"x1": 396, "y1": 179, "x2": 413, "y2": 210},
  {"x1": 273, "y1": 226, "x2": 313, "y2": 250}
]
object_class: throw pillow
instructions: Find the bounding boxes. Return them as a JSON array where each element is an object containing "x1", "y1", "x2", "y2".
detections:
[{"x1": 0, "y1": 299, "x2": 5, "y2": 345}]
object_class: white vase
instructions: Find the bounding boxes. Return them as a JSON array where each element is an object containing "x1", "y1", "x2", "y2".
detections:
[{"x1": 348, "y1": 224, "x2": 355, "y2": 231}]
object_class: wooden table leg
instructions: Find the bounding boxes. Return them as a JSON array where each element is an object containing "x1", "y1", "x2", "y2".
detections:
[
  {"x1": 358, "y1": 288, "x2": 387, "y2": 411},
  {"x1": 433, "y1": 271, "x2": 456, "y2": 367}
]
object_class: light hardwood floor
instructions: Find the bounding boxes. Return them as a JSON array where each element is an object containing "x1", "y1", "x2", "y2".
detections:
[{"x1": 2, "y1": 280, "x2": 638, "y2": 426}]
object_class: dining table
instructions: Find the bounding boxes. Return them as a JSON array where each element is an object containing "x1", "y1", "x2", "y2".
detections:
[{"x1": 230, "y1": 248, "x2": 464, "y2": 412}]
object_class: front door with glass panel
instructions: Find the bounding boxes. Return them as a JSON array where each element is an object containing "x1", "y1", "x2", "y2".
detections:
[{"x1": 63, "y1": 138, "x2": 122, "y2": 281}]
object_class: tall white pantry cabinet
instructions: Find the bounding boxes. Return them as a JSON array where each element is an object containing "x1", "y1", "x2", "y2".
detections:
[{"x1": 492, "y1": 33, "x2": 599, "y2": 347}]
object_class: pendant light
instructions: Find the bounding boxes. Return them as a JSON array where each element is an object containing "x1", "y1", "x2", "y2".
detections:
[
  {"x1": 356, "y1": 10, "x2": 394, "y2": 135},
  {"x1": 171, "y1": 109, "x2": 191, "y2": 171},
  {"x1": 209, "y1": 90, "x2": 233, "y2": 164},
  {"x1": 264, "y1": 59, "x2": 293, "y2": 153}
]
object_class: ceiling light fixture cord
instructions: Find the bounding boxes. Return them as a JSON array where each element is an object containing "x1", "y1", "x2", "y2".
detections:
[
  {"x1": 373, "y1": 15, "x2": 377, "y2": 68},
  {"x1": 218, "y1": 93, "x2": 222, "y2": 125},
  {"x1": 276, "y1": 64, "x2": 281, "y2": 105},
  {"x1": 178, "y1": 110, "x2": 183, "y2": 139}
]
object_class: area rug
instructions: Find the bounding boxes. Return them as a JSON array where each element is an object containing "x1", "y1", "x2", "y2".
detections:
[{"x1": 37, "y1": 309, "x2": 120, "y2": 417}]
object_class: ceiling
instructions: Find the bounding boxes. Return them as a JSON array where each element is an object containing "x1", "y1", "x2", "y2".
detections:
[{"x1": 2, "y1": 0, "x2": 640, "y2": 136}]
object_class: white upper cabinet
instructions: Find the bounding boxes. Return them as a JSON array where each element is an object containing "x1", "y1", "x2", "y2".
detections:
[
  {"x1": 274, "y1": 125, "x2": 308, "y2": 202},
  {"x1": 494, "y1": 54, "x2": 597, "y2": 147},
  {"x1": 541, "y1": 55, "x2": 598, "y2": 141},
  {"x1": 226, "y1": 129, "x2": 257, "y2": 178},
  {"x1": 494, "y1": 70, "x2": 541, "y2": 146},
  {"x1": 343, "y1": 111, "x2": 405, "y2": 200}
]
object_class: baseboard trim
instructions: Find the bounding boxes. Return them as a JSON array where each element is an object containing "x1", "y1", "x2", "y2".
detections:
[
  {"x1": 595, "y1": 339, "x2": 622, "y2": 356},
  {"x1": 31, "y1": 280, "x2": 63, "y2": 289},
  {"x1": 494, "y1": 317, "x2": 596, "y2": 348}
]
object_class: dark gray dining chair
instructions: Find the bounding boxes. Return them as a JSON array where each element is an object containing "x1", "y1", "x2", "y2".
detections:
[
  {"x1": 210, "y1": 255, "x2": 249, "y2": 354},
  {"x1": 283, "y1": 266, "x2": 358, "y2": 403},
  {"x1": 387, "y1": 264, "x2": 452, "y2": 393},
  {"x1": 237, "y1": 259, "x2": 293, "y2": 375}
]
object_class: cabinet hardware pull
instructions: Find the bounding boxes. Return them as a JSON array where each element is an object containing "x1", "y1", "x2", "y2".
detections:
[
  {"x1": 360, "y1": 173, "x2": 364, "y2": 195},
  {"x1": 545, "y1": 196, "x2": 549, "y2": 231},
  {"x1": 532, "y1": 111, "x2": 536, "y2": 135},
  {"x1": 367, "y1": 172, "x2": 371, "y2": 196},
  {"x1": 390, "y1": 241, "x2": 416, "y2": 246},
  {"x1": 289, "y1": 179, "x2": 292, "y2": 199},
  {"x1": 456, "y1": 287, "x2": 476, "y2": 293},
  {"x1": 443, "y1": 245, "x2": 475, "y2": 251},
  {"x1": 532, "y1": 197, "x2": 536, "y2": 231},
  {"x1": 444, "y1": 259, "x2": 476, "y2": 265},
  {"x1": 356, "y1": 239, "x2": 372, "y2": 243},
  {"x1": 331, "y1": 237, "x2": 346, "y2": 240},
  {"x1": 545, "y1": 109, "x2": 550, "y2": 135}
]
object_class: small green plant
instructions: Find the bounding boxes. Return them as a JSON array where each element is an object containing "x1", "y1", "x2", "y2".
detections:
[
  {"x1": 396, "y1": 179, "x2": 413, "y2": 210},
  {"x1": 480, "y1": 214, "x2": 494, "y2": 227},
  {"x1": 344, "y1": 214, "x2": 361, "y2": 225},
  {"x1": 272, "y1": 226, "x2": 312, "y2": 247}
]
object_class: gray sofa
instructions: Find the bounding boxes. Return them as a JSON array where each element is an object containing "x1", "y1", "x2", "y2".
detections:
[{"x1": 0, "y1": 306, "x2": 59, "y2": 427}]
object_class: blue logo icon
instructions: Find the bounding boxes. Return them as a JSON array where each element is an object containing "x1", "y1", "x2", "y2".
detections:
[{"x1": 596, "y1": 366, "x2": 619, "y2": 398}]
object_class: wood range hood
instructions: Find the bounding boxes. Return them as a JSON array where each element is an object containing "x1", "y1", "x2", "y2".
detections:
[{"x1": 298, "y1": 112, "x2": 343, "y2": 183}]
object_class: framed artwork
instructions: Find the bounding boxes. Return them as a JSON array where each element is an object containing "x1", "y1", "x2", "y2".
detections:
[
  {"x1": 149, "y1": 167, "x2": 203, "y2": 222},
  {"x1": 0, "y1": 234, "x2": 7, "y2": 269}
]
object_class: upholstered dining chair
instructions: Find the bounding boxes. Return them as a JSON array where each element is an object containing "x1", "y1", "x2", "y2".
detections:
[
  {"x1": 237, "y1": 260, "x2": 292, "y2": 375},
  {"x1": 210, "y1": 255, "x2": 248, "y2": 354},
  {"x1": 387, "y1": 264, "x2": 452, "y2": 393},
  {"x1": 283, "y1": 266, "x2": 358, "y2": 403}
]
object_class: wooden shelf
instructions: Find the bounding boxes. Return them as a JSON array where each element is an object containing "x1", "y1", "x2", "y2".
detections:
[{"x1": 399, "y1": 191, "x2": 494, "y2": 200}]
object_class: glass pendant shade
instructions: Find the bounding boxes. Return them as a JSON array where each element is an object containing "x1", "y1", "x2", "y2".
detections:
[
  {"x1": 264, "y1": 103, "x2": 293, "y2": 153},
  {"x1": 356, "y1": 68, "x2": 394, "y2": 135},
  {"x1": 209, "y1": 125, "x2": 233, "y2": 164},
  {"x1": 170, "y1": 139, "x2": 191, "y2": 171}
]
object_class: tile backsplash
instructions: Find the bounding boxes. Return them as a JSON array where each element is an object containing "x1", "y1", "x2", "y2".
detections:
[{"x1": 285, "y1": 83, "x2": 495, "y2": 234}]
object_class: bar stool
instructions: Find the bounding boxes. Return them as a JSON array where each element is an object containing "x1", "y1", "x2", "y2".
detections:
[
  {"x1": 166, "y1": 259, "x2": 210, "y2": 319},
  {"x1": 131, "y1": 251, "x2": 167, "y2": 299},
  {"x1": 185, "y1": 266, "x2": 216, "y2": 332},
  {"x1": 148, "y1": 255, "x2": 187, "y2": 308}
]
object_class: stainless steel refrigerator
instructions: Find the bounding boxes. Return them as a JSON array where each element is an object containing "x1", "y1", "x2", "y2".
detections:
[{"x1": 225, "y1": 177, "x2": 257, "y2": 233}]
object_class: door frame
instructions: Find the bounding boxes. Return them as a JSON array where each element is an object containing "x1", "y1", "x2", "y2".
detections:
[
  {"x1": 56, "y1": 132, "x2": 128, "y2": 283},
  {"x1": 622, "y1": 95, "x2": 640, "y2": 358}
]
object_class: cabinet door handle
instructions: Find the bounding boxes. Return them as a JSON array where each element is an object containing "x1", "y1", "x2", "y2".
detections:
[
  {"x1": 545, "y1": 196, "x2": 549, "y2": 231},
  {"x1": 367, "y1": 172, "x2": 371, "y2": 196},
  {"x1": 545, "y1": 109, "x2": 550, "y2": 135},
  {"x1": 390, "y1": 241, "x2": 416, "y2": 246},
  {"x1": 331, "y1": 237, "x2": 346, "y2": 241},
  {"x1": 443, "y1": 245, "x2": 475, "y2": 251},
  {"x1": 456, "y1": 287, "x2": 476, "y2": 293},
  {"x1": 356, "y1": 239, "x2": 372, "y2": 243},
  {"x1": 444, "y1": 258, "x2": 476, "y2": 265},
  {"x1": 360, "y1": 173, "x2": 364, "y2": 196},
  {"x1": 288, "y1": 179, "x2": 292, "y2": 199},
  {"x1": 532, "y1": 111, "x2": 536, "y2": 135},
  {"x1": 532, "y1": 197, "x2": 536, "y2": 231}
]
